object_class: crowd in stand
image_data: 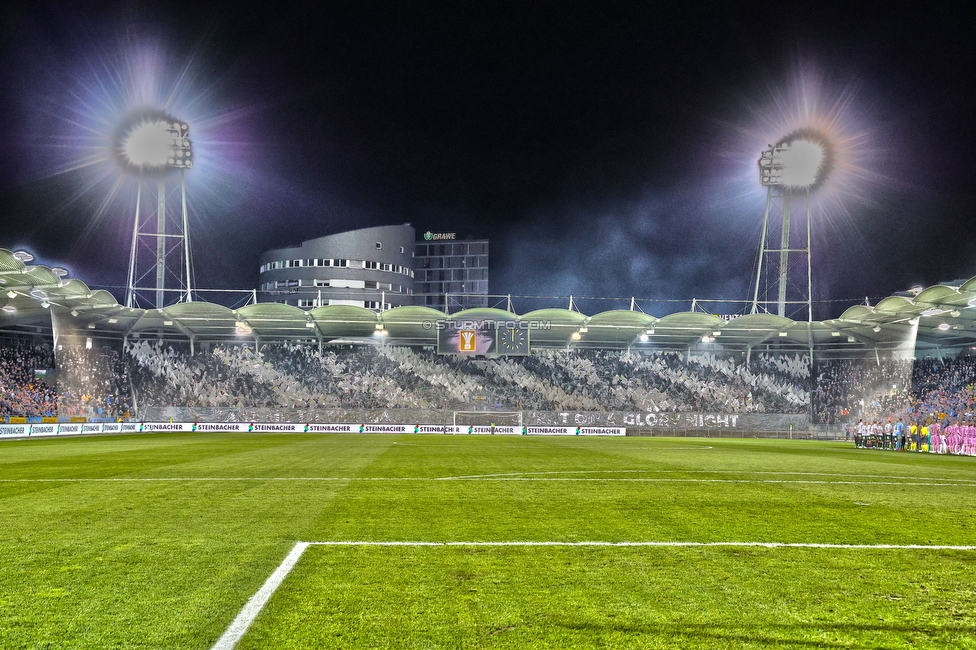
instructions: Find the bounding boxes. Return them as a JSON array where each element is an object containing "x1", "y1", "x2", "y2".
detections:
[
  {"x1": 0, "y1": 340, "x2": 131, "y2": 418},
  {"x1": 3, "y1": 335, "x2": 975, "y2": 448},
  {"x1": 55, "y1": 344, "x2": 131, "y2": 418},
  {"x1": 0, "y1": 342, "x2": 57, "y2": 417},
  {"x1": 124, "y1": 342, "x2": 812, "y2": 414},
  {"x1": 811, "y1": 359, "x2": 914, "y2": 425}
]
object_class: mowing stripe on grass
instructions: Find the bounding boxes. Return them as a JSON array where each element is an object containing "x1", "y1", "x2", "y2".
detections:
[
  {"x1": 211, "y1": 542, "x2": 309, "y2": 650},
  {"x1": 5, "y1": 477, "x2": 976, "y2": 487}
]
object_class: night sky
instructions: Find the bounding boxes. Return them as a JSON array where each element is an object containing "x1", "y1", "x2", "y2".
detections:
[{"x1": 1, "y1": 2, "x2": 975, "y2": 318}]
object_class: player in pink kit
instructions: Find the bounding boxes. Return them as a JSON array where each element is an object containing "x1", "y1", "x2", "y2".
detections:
[
  {"x1": 963, "y1": 422, "x2": 975, "y2": 456},
  {"x1": 930, "y1": 421, "x2": 944, "y2": 454}
]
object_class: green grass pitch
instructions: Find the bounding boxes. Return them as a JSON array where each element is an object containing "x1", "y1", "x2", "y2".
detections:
[{"x1": 2, "y1": 432, "x2": 976, "y2": 649}]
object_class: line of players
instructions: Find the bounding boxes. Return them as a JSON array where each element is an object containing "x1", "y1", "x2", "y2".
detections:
[{"x1": 850, "y1": 419, "x2": 976, "y2": 455}]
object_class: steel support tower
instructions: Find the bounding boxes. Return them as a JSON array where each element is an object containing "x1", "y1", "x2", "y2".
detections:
[
  {"x1": 750, "y1": 135, "x2": 830, "y2": 322},
  {"x1": 750, "y1": 184, "x2": 813, "y2": 321},
  {"x1": 122, "y1": 119, "x2": 193, "y2": 309}
]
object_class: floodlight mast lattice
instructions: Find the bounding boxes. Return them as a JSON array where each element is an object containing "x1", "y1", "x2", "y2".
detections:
[
  {"x1": 119, "y1": 115, "x2": 194, "y2": 310},
  {"x1": 750, "y1": 132, "x2": 831, "y2": 322}
]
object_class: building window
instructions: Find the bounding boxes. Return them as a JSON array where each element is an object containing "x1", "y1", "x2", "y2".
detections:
[
  {"x1": 376, "y1": 242, "x2": 382, "y2": 250},
  {"x1": 399, "y1": 246, "x2": 404, "y2": 253}
]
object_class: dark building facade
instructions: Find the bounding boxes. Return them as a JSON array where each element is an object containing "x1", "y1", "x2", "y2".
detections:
[
  {"x1": 258, "y1": 225, "x2": 415, "y2": 310},
  {"x1": 413, "y1": 234, "x2": 489, "y2": 311}
]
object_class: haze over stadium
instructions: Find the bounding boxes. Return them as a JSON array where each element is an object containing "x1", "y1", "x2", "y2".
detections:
[{"x1": 0, "y1": 2, "x2": 974, "y2": 312}]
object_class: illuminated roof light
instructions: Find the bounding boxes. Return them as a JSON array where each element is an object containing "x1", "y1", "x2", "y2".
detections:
[
  {"x1": 70, "y1": 309, "x2": 79, "y2": 317},
  {"x1": 949, "y1": 310, "x2": 961, "y2": 318},
  {"x1": 12, "y1": 251, "x2": 34, "y2": 263},
  {"x1": 647, "y1": 328, "x2": 655, "y2": 335},
  {"x1": 873, "y1": 326, "x2": 881, "y2": 332},
  {"x1": 847, "y1": 336, "x2": 856, "y2": 342},
  {"x1": 40, "y1": 301, "x2": 50, "y2": 309},
  {"x1": 6, "y1": 290, "x2": 15, "y2": 299},
  {"x1": 831, "y1": 331, "x2": 840, "y2": 336},
  {"x1": 778, "y1": 331, "x2": 788, "y2": 337},
  {"x1": 937, "y1": 323, "x2": 951, "y2": 331},
  {"x1": 1, "y1": 305, "x2": 15, "y2": 314},
  {"x1": 571, "y1": 331, "x2": 582, "y2": 341},
  {"x1": 712, "y1": 331, "x2": 721, "y2": 336},
  {"x1": 639, "y1": 334, "x2": 649, "y2": 342}
]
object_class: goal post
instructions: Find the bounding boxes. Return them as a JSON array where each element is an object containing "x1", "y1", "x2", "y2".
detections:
[{"x1": 452, "y1": 411, "x2": 523, "y2": 427}]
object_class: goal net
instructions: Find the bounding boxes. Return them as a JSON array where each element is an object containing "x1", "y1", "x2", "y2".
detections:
[{"x1": 453, "y1": 411, "x2": 523, "y2": 427}]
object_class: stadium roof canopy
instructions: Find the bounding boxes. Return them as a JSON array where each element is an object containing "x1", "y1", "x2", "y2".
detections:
[{"x1": 1, "y1": 248, "x2": 974, "y2": 358}]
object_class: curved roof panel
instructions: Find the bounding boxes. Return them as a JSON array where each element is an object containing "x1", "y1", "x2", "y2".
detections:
[
  {"x1": 874, "y1": 296, "x2": 918, "y2": 314},
  {"x1": 377, "y1": 306, "x2": 442, "y2": 341},
  {"x1": 581, "y1": 310, "x2": 655, "y2": 345},
  {"x1": 655, "y1": 312, "x2": 725, "y2": 328},
  {"x1": 586, "y1": 310, "x2": 657, "y2": 328},
  {"x1": 520, "y1": 308, "x2": 586, "y2": 345},
  {"x1": 0, "y1": 249, "x2": 27, "y2": 273},
  {"x1": 838, "y1": 305, "x2": 875, "y2": 321},
  {"x1": 309, "y1": 305, "x2": 378, "y2": 338},
  {"x1": 448, "y1": 307, "x2": 517, "y2": 321},
  {"x1": 959, "y1": 276, "x2": 976, "y2": 293},
  {"x1": 915, "y1": 285, "x2": 960, "y2": 305}
]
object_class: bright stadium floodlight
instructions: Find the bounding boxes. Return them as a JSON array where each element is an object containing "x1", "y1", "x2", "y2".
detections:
[
  {"x1": 115, "y1": 113, "x2": 192, "y2": 173},
  {"x1": 752, "y1": 128, "x2": 834, "y2": 321},
  {"x1": 758, "y1": 129, "x2": 833, "y2": 189},
  {"x1": 117, "y1": 110, "x2": 195, "y2": 310}
]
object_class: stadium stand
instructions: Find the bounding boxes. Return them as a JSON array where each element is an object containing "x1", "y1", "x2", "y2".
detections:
[
  {"x1": 124, "y1": 342, "x2": 812, "y2": 414},
  {"x1": 3, "y1": 334, "x2": 975, "y2": 449}
]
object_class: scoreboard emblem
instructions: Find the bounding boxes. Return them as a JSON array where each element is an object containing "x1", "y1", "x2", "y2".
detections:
[{"x1": 458, "y1": 329, "x2": 476, "y2": 352}]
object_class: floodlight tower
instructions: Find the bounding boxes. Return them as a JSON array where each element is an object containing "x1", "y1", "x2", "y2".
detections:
[
  {"x1": 751, "y1": 130, "x2": 832, "y2": 321},
  {"x1": 115, "y1": 110, "x2": 194, "y2": 309}
]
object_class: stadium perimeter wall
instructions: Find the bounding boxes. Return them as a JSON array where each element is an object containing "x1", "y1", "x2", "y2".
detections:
[{"x1": 140, "y1": 406, "x2": 810, "y2": 433}]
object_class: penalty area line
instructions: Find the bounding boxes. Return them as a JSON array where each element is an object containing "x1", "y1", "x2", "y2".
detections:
[
  {"x1": 306, "y1": 540, "x2": 976, "y2": 550},
  {"x1": 213, "y1": 540, "x2": 976, "y2": 649},
  {"x1": 211, "y1": 542, "x2": 309, "y2": 650}
]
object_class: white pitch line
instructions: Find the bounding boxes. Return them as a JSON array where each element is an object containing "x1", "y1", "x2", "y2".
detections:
[
  {"x1": 307, "y1": 540, "x2": 976, "y2": 550},
  {"x1": 211, "y1": 542, "x2": 309, "y2": 650},
  {"x1": 213, "y1": 538, "x2": 976, "y2": 648}
]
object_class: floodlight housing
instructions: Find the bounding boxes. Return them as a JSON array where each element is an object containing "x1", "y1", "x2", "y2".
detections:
[
  {"x1": 758, "y1": 128, "x2": 833, "y2": 189},
  {"x1": 113, "y1": 109, "x2": 192, "y2": 174}
]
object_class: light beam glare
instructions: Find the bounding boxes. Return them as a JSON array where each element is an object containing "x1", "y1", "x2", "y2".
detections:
[{"x1": 13, "y1": 25, "x2": 264, "y2": 268}]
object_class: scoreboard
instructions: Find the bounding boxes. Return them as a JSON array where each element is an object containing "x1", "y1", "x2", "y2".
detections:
[{"x1": 436, "y1": 320, "x2": 530, "y2": 356}]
